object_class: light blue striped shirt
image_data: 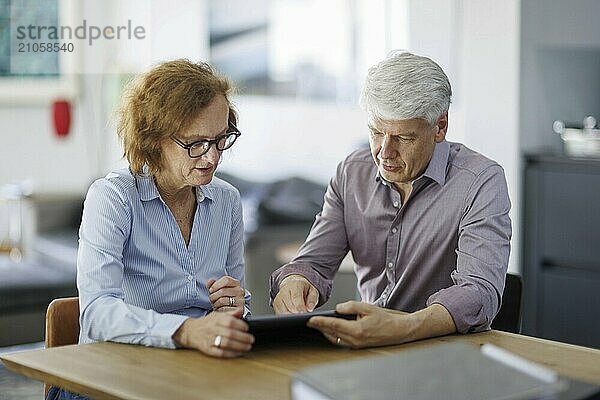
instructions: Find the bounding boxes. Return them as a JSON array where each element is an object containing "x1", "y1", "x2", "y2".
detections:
[{"x1": 77, "y1": 167, "x2": 250, "y2": 349}]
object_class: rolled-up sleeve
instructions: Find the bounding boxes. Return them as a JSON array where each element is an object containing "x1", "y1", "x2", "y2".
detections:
[
  {"x1": 426, "y1": 165, "x2": 512, "y2": 333},
  {"x1": 270, "y1": 161, "x2": 350, "y2": 305},
  {"x1": 77, "y1": 180, "x2": 188, "y2": 348}
]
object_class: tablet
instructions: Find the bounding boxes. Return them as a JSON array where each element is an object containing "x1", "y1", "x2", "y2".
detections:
[{"x1": 245, "y1": 310, "x2": 357, "y2": 346}]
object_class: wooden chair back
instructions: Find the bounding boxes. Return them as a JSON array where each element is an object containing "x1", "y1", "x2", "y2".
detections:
[{"x1": 44, "y1": 297, "x2": 80, "y2": 397}]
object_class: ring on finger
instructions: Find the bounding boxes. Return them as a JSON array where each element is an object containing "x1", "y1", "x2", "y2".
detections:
[
  {"x1": 214, "y1": 335, "x2": 222, "y2": 348},
  {"x1": 229, "y1": 296, "x2": 235, "y2": 306}
]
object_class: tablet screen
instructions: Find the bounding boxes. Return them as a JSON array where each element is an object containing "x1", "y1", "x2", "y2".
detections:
[{"x1": 245, "y1": 310, "x2": 356, "y2": 346}]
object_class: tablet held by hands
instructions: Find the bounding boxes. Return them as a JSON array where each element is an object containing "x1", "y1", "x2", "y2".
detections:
[{"x1": 245, "y1": 310, "x2": 357, "y2": 346}]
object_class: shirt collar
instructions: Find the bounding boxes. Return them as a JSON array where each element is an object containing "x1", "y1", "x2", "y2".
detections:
[
  {"x1": 196, "y1": 184, "x2": 214, "y2": 202},
  {"x1": 135, "y1": 173, "x2": 213, "y2": 202},
  {"x1": 374, "y1": 140, "x2": 450, "y2": 187},
  {"x1": 422, "y1": 140, "x2": 449, "y2": 186}
]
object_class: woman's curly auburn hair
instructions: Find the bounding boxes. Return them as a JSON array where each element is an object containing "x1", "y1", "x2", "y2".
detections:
[{"x1": 117, "y1": 59, "x2": 237, "y2": 175}]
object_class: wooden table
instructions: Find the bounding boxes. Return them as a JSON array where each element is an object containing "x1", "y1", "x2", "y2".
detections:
[{"x1": 2, "y1": 330, "x2": 600, "y2": 399}]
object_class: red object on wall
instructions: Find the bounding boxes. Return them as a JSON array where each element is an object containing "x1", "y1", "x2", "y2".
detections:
[{"x1": 52, "y1": 100, "x2": 71, "y2": 138}]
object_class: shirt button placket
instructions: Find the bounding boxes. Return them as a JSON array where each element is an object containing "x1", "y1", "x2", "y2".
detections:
[
  {"x1": 384, "y1": 196, "x2": 401, "y2": 307},
  {"x1": 380, "y1": 286, "x2": 392, "y2": 306},
  {"x1": 183, "y1": 274, "x2": 193, "y2": 306},
  {"x1": 385, "y1": 258, "x2": 395, "y2": 295},
  {"x1": 387, "y1": 260, "x2": 395, "y2": 282}
]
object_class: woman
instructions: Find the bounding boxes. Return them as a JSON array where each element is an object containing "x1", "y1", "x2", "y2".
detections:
[{"x1": 47, "y1": 60, "x2": 254, "y2": 399}]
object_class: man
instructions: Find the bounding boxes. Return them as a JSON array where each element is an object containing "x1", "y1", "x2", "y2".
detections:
[{"x1": 269, "y1": 52, "x2": 512, "y2": 348}]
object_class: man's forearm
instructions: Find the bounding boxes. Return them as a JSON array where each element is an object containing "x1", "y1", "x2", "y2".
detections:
[
  {"x1": 400, "y1": 303, "x2": 457, "y2": 343},
  {"x1": 308, "y1": 301, "x2": 458, "y2": 348}
]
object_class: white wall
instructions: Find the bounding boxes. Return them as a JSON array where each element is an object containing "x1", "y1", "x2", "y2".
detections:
[
  {"x1": 219, "y1": 96, "x2": 367, "y2": 184},
  {"x1": 0, "y1": 0, "x2": 208, "y2": 193},
  {"x1": 1, "y1": 1, "x2": 522, "y2": 273},
  {"x1": 460, "y1": 1, "x2": 521, "y2": 274},
  {"x1": 0, "y1": 101, "x2": 94, "y2": 194},
  {"x1": 408, "y1": 0, "x2": 521, "y2": 273}
]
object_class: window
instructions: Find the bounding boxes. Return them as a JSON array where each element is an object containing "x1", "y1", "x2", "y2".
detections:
[
  {"x1": 0, "y1": 0, "x2": 78, "y2": 104},
  {"x1": 208, "y1": 0, "x2": 408, "y2": 103}
]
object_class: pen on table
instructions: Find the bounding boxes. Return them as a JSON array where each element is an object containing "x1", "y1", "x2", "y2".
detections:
[{"x1": 480, "y1": 343, "x2": 558, "y2": 383}]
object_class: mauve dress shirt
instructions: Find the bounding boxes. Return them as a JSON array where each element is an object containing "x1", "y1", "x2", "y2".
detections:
[{"x1": 270, "y1": 141, "x2": 512, "y2": 333}]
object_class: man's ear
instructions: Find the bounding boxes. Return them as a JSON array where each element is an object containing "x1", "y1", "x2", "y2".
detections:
[{"x1": 435, "y1": 112, "x2": 448, "y2": 143}]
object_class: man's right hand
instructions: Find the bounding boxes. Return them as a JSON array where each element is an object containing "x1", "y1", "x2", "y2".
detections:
[{"x1": 273, "y1": 274, "x2": 319, "y2": 314}]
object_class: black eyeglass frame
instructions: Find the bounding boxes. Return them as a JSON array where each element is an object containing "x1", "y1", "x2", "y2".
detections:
[{"x1": 171, "y1": 123, "x2": 241, "y2": 158}]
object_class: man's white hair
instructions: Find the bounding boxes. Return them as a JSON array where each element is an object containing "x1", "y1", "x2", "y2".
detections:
[{"x1": 360, "y1": 51, "x2": 452, "y2": 126}]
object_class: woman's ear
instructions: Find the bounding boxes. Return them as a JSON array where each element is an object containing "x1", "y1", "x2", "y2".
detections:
[{"x1": 228, "y1": 107, "x2": 238, "y2": 127}]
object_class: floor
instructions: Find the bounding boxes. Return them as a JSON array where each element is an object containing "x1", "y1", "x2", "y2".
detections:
[{"x1": 0, "y1": 342, "x2": 44, "y2": 400}]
